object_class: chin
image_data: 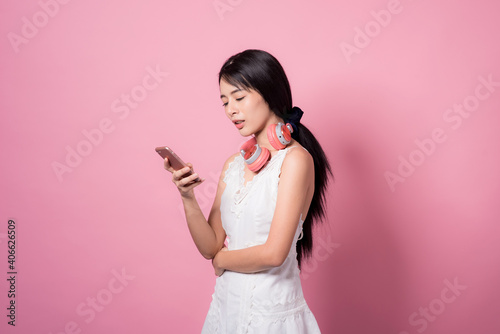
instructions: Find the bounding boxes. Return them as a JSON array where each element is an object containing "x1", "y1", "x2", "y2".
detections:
[{"x1": 237, "y1": 128, "x2": 251, "y2": 136}]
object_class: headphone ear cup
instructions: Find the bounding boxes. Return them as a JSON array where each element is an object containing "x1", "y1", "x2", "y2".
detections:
[
  {"x1": 267, "y1": 124, "x2": 285, "y2": 150},
  {"x1": 239, "y1": 137, "x2": 270, "y2": 172},
  {"x1": 267, "y1": 122, "x2": 293, "y2": 150},
  {"x1": 247, "y1": 147, "x2": 270, "y2": 172}
]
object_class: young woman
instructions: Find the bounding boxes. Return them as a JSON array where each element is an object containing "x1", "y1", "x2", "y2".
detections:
[{"x1": 164, "y1": 49, "x2": 333, "y2": 333}]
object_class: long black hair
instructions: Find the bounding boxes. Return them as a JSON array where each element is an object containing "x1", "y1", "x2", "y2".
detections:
[{"x1": 218, "y1": 49, "x2": 334, "y2": 269}]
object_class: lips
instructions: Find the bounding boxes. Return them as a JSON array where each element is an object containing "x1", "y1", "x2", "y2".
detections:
[{"x1": 234, "y1": 120, "x2": 245, "y2": 129}]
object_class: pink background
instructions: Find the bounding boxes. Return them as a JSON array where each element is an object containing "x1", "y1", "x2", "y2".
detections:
[{"x1": 1, "y1": 0, "x2": 499, "y2": 333}]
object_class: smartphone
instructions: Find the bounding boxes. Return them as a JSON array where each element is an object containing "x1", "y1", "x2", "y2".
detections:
[{"x1": 155, "y1": 146, "x2": 201, "y2": 182}]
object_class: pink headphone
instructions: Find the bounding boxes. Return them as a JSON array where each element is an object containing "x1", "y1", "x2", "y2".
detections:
[{"x1": 239, "y1": 122, "x2": 294, "y2": 172}]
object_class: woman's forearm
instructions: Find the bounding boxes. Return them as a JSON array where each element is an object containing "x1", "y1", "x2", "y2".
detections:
[
  {"x1": 214, "y1": 244, "x2": 283, "y2": 274},
  {"x1": 181, "y1": 193, "x2": 220, "y2": 259}
]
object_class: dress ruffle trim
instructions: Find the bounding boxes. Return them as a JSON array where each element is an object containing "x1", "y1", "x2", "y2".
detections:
[{"x1": 245, "y1": 297, "x2": 317, "y2": 332}]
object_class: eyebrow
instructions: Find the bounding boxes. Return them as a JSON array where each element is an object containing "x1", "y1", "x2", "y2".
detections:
[{"x1": 220, "y1": 88, "x2": 243, "y2": 99}]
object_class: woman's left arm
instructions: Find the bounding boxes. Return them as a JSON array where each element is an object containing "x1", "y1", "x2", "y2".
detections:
[{"x1": 212, "y1": 148, "x2": 314, "y2": 275}]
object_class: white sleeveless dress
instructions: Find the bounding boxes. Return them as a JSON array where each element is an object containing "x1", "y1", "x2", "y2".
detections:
[{"x1": 201, "y1": 146, "x2": 321, "y2": 333}]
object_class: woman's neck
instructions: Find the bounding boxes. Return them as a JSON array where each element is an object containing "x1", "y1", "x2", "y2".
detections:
[{"x1": 253, "y1": 117, "x2": 293, "y2": 153}]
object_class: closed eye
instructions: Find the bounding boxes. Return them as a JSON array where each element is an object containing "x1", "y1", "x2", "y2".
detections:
[{"x1": 222, "y1": 97, "x2": 244, "y2": 107}]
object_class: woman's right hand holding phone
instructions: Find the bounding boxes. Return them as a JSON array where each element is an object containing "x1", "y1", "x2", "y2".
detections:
[{"x1": 164, "y1": 158, "x2": 205, "y2": 198}]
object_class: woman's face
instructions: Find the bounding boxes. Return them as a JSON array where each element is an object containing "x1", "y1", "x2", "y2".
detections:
[{"x1": 219, "y1": 78, "x2": 272, "y2": 136}]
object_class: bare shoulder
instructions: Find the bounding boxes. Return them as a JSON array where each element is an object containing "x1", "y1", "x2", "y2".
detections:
[
  {"x1": 284, "y1": 145, "x2": 313, "y2": 165},
  {"x1": 282, "y1": 145, "x2": 314, "y2": 175}
]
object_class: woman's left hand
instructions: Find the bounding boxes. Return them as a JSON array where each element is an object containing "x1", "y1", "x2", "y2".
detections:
[{"x1": 212, "y1": 246, "x2": 228, "y2": 277}]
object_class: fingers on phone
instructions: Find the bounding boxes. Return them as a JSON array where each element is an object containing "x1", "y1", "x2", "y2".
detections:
[
  {"x1": 173, "y1": 166, "x2": 189, "y2": 180},
  {"x1": 183, "y1": 172, "x2": 198, "y2": 185},
  {"x1": 180, "y1": 166, "x2": 191, "y2": 176},
  {"x1": 186, "y1": 171, "x2": 204, "y2": 185}
]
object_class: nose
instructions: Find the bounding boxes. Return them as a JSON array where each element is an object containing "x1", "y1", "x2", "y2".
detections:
[{"x1": 227, "y1": 99, "x2": 238, "y2": 116}]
